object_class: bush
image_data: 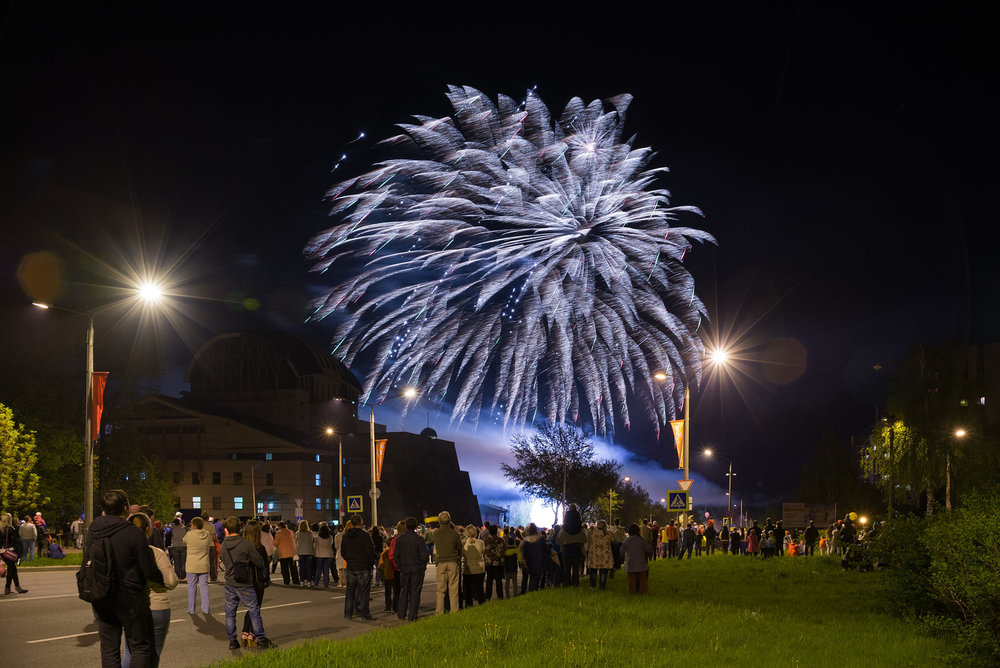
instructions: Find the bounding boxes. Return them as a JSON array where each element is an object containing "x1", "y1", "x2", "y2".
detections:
[{"x1": 870, "y1": 491, "x2": 1000, "y2": 659}]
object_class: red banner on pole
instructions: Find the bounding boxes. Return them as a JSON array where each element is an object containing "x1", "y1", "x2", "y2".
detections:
[
  {"x1": 670, "y1": 419, "x2": 685, "y2": 469},
  {"x1": 375, "y1": 438, "x2": 388, "y2": 481},
  {"x1": 92, "y1": 372, "x2": 109, "y2": 442}
]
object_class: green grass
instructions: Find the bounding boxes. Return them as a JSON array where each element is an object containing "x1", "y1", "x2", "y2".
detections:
[
  {"x1": 18, "y1": 552, "x2": 82, "y2": 567},
  {"x1": 218, "y1": 555, "x2": 950, "y2": 667}
]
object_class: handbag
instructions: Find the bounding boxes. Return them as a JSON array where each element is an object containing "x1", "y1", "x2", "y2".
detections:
[{"x1": 1, "y1": 531, "x2": 16, "y2": 561}]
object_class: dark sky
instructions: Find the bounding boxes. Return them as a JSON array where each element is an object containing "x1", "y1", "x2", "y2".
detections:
[{"x1": 1, "y1": 4, "x2": 997, "y2": 505}]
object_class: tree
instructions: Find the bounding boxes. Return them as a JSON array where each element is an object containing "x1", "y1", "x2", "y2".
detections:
[
  {"x1": 99, "y1": 428, "x2": 175, "y2": 522},
  {"x1": 501, "y1": 422, "x2": 622, "y2": 523},
  {"x1": 0, "y1": 403, "x2": 50, "y2": 516},
  {"x1": 797, "y1": 429, "x2": 882, "y2": 513}
]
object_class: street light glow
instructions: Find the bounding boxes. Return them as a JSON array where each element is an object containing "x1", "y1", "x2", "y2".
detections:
[
  {"x1": 32, "y1": 302, "x2": 51, "y2": 309},
  {"x1": 704, "y1": 448, "x2": 713, "y2": 456},
  {"x1": 138, "y1": 281, "x2": 163, "y2": 303},
  {"x1": 955, "y1": 428, "x2": 966, "y2": 438},
  {"x1": 325, "y1": 427, "x2": 334, "y2": 435}
]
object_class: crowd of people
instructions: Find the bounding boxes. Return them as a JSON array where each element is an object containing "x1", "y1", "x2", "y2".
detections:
[{"x1": 3, "y1": 492, "x2": 873, "y2": 667}]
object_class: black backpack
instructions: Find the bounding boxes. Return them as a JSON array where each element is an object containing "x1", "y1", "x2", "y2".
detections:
[{"x1": 77, "y1": 536, "x2": 117, "y2": 603}]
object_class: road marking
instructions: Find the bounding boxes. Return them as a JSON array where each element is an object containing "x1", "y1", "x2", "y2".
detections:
[
  {"x1": 28, "y1": 631, "x2": 97, "y2": 644},
  {"x1": 1, "y1": 593, "x2": 78, "y2": 603}
]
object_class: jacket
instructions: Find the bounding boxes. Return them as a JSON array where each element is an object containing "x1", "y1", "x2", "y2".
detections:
[
  {"x1": 427, "y1": 524, "x2": 462, "y2": 564},
  {"x1": 295, "y1": 530, "x2": 316, "y2": 556},
  {"x1": 315, "y1": 534, "x2": 335, "y2": 559},
  {"x1": 87, "y1": 515, "x2": 164, "y2": 594},
  {"x1": 620, "y1": 534, "x2": 653, "y2": 572},
  {"x1": 273, "y1": 527, "x2": 296, "y2": 559},
  {"x1": 586, "y1": 529, "x2": 614, "y2": 570},
  {"x1": 220, "y1": 535, "x2": 265, "y2": 587},
  {"x1": 519, "y1": 533, "x2": 548, "y2": 574},
  {"x1": 339, "y1": 527, "x2": 377, "y2": 571},
  {"x1": 184, "y1": 526, "x2": 214, "y2": 573},
  {"x1": 462, "y1": 537, "x2": 485, "y2": 574},
  {"x1": 148, "y1": 545, "x2": 179, "y2": 610},
  {"x1": 393, "y1": 530, "x2": 428, "y2": 571}
]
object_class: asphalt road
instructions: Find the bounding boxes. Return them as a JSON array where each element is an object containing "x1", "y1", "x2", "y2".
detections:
[{"x1": 1, "y1": 565, "x2": 441, "y2": 667}]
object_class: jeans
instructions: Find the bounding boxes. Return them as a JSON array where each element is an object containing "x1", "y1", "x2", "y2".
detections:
[
  {"x1": 170, "y1": 546, "x2": 187, "y2": 579},
  {"x1": 434, "y1": 561, "x2": 460, "y2": 615},
  {"x1": 345, "y1": 569, "x2": 372, "y2": 618},
  {"x1": 224, "y1": 585, "x2": 265, "y2": 641},
  {"x1": 397, "y1": 568, "x2": 424, "y2": 620},
  {"x1": 187, "y1": 572, "x2": 210, "y2": 613},
  {"x1": 94, "y1": 591, "x2": 156, "y2": 668},
  {"x1": 589, "y1": 568, "x2": 610, "y2": 589},
  {"x1": 20, "y1": 538, "x2": 34, "y2": 561},
  {"x1": 484, "y1": 565, "x2": 504, "y2": 599},
  {"x1": 123, "y1": 608, "x2": 170, "y2": 667},
  {"x1": 314, "y1": 557, "x2": 331, "y2": 585},
  {"x1": 298, "y1": 554, "x2": 315, "y2": 584},
  {"x1": 242, "y1": 583, "x2": 266, "y2": 634}
]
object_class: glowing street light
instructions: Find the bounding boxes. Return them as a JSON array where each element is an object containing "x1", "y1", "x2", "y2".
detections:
[{"x1": 703, "y1": 449, "x2": 736, "y2": 519}]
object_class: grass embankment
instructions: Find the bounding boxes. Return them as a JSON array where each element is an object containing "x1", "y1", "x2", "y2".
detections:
[
  {"x1": 18, "y1": 552, "x2": 82, "y2": 567},
  {"x1": 220, "y1": 555, "x2": 948, "y2": 667}
]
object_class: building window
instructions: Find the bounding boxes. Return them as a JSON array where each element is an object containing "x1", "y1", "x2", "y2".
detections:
[
  {"x1": 212, "y1": 472, "x2": 221, "y2": 485},
  {"x1": 315, "y1": 473, "x2": 322, "y2": 487},
  {"x1": 325, "y1": 498, "x2": 330, "y2": 510},
  {"x1": 266, "y1": 473, "x2": 274, "y2": 486},
  {"x1": 192, "y1": 472, "x2": 200, "y2": 485},
  {"x1": 233, "y1": 472, "x2": 243, "y2": 485},
  {"x1": 315, "y1": 454, "x2": 321, "y2": 462},
  {"x1": 257, "y1": 502, "x2": 264, "y2": 514},
  {"x1": 315, "y1": 498, "x2": 322, "y2": 510},
  {"x1": 192, "y1": 496, "x2": 201, "y2": 509},
  {"x1": 212, "y1": 496, "x2": 221, "y2": 509},
  {"x1": 267, "y1": 501, "x2": 275, "y2": 511},
  {"x1": 334, "y1": 498, "x2": 340, "y2": 510},
  {"x1": 265, "y1": 453, "x2": 273, "y2": 461},
  {"x1": 172, "y1": 472, "x2": 181, "y2": 484},
  {"x1": 234, "y1": 497, "x2": 244, "y2": 510}
]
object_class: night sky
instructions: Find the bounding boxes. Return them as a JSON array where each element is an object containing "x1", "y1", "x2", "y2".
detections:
[{"x1": 2, "y1": 4, "x2": 997, "y2": 511}]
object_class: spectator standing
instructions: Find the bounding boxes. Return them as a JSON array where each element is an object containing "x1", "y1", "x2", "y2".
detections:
[
  {"x1": 556, "y1": 504, "x2": 586, "y2": 586},
  {"x1": 519, "y1": 524, "x2": 548, "y2": 592},
  {"x1": 586, "y1": 520, "x2": 614, "y2": 589},
  {"x1": 314, "y1": 523, "x2": 335, "y2": 587},
  {"x1": 123, "y1": 512, "x2": 178, "y2": 667},
  {"x1": 503, "y1": 529, "x2": 520, "y2": 598},
  {"x1": 295, "y1": 520, "x2": 316, "y2": 587},
  {"x1": 71, "y1": 516, "x2": 84, "y2": 549},
  {"x1": 273, "y1": 521, "x2": 299, "y2": 585},
  {"x1": 220, "y1": 517, "x2": 275, "y2": 650},
  {"x1": 238, "y1": 520, "x2": 273, "y2": 648},
  {"x1": 1, "y1": 513, "x2": 28, "y2": 594},
  {"x1": 804, "y1": 521, "x2": 819, "y2": 556},
  {"x1": 86, "y1": 490, "x2": 163, "y2": 667},
  {"x1": 620, "y1": 523, "x2": 653, "y2": 594},
  {"x1": 18, "y1": 516, "x2": 36, "y2": 562},
  {"x1": 340, "y1": 515, "x2": 377, "y2": 620},
  {"x1": 461, "y1": 524, "x2": 486, "y2": 606},
  {"x1": 482, "y1": 524, "x2": 505, "y2": 600},
  {"x1": 393, "y1": 517, "x2": 427, "y2": 621},
  {"x1": 426, "y1": 511, "x2": 462, "y2": 614},
  {"x1": 169, "y1": 518, "x2": 187, "y2": 579},
  {"x1": 664, "y1": 520, "x2": 680, "y2": 557},
  {"x1": 183, "y1": 517, "x2": 214, "y2": 614}
]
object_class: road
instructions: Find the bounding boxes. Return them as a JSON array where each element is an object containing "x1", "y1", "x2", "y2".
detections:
[{"x1": 1, "y1": 564, "x2": 441, "y2": 667}]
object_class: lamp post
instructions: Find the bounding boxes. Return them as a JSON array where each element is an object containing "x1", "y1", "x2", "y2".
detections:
[
  {"x1": 357, "y1": 387, "x2": 417, "y2": 528},
  {"x1": 703, "y1": 449, "x2": 736, "y2": 517},
  {"x1": 882, "y1": 416, "x2": 896, "y2": 519},
  {"x1": 326, "y1": 427, "x2": 344, "y2": 525},
  {"x1": 948, "y1": 428, "x2": 966, "y2": 512},
  {"x1": 34, "y1": 283, "x2": 162, "y2": 537}
]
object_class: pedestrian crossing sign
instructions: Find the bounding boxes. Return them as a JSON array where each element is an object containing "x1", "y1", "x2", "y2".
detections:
[
  {"x1": 346, "y1": 495, "x2": 363, "y2": 512},
  {"x1": 667, "y1": 491, "x2": 688, "y2": 511}
]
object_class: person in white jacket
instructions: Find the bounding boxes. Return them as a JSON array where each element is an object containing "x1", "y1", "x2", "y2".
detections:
[{"x1": 124, "y1": 512, "x2": 178, "y2": 667}]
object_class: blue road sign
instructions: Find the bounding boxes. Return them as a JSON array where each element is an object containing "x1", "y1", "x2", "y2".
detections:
[
  {"x1": 667, "y1": 491, "x2": 688, "y2": 511},
  {"x1": 346, "y1": 495, "x2": 364, "y2": 512}
]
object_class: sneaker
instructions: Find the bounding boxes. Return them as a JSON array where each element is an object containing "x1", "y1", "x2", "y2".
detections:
[{"x1": 229, "y1": 639, "x2": 241, "y2": 650}]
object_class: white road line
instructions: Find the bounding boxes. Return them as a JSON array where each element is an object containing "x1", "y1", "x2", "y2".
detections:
[
  {"x1": 28, "y1": 601, "x2": 314, "y2": 643},
  {"x1": 1, "y1": 593, "x2": 78, "y2": 603}
]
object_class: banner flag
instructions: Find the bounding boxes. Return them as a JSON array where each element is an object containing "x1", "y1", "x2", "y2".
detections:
[
  {"x1": 375, "y1": 438, "x2": 388, "y2": 481},
  {"x1": 92, "y1": 372, "x2": 109, "y2": 442},
  {"x1": 670, "y1": 419, "x2": 685, "y2": 468}
]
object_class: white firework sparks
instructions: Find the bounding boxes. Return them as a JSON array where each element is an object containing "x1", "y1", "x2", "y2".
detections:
[{"x1": 306, "y1": 85, "x2": 715, "y2": 435}]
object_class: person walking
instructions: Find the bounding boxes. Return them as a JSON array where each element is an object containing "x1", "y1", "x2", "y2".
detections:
[
  {"x1": 393, "y1": 517, "x2": 427, "y2": 622},
  {"x1": 183, "y1": 516, "x2": 214, "y2": 614},
  {"x1": 18, "y1": 516, "x2": 37, "y2": 562},
  {"x1": 236, "y1": 520, "x2": 274, "y2": 649},
  {"x1": 1, "y1": 513, "x2": 28, "y2": 594},
  {"x1": 86, "y1": 490, "x2": 163, "y2": 667},
  {"x1": 314, "y1": 523, "x2": 334, "y2": 587},
  {"x1": 220, "y1": 517, "x2": 275, "y2": 650},
  {"x1": 426, "y1": 511, "x2": 462, "y2": 615},
  {"x1": 295, "y1": 520, "x2": 316, "y2": 587},
  {"x1": 273, "y1": 521, "x2": 299, "y2": 585},
  {"x1": 340, "y1": 515, "x2": 377, "y2": 620},
  {"x1": 620, "y1": 523, "x2": 653, "y2": 594},
  {"x1": 482, "y1": 524, "x2": 505, "y2": 600},
  {"x1": 123, "y1": 512, "x2": 178, "y2": 667},
  {"x1": 461, "y1": 524, "x2": 486, "y2": 607},
  {"x1": 586, "y1": 520, "x2": 614, "y2": 589},
  {"x1": 71, "y1": 515, "x2": 84, "y2": 549}
]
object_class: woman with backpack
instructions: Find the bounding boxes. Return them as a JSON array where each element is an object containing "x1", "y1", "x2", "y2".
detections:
[
  {"x1": 239, "y1": 520, "x2": 271, "y2": 647},
  {"x1": 1, "y1": 513, "x2": 27, "y2": 595}
]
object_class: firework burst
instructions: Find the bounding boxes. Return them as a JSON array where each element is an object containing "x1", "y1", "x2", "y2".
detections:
[{"x1": 306, "y1": 85, "x2": 714, "y2": 434}]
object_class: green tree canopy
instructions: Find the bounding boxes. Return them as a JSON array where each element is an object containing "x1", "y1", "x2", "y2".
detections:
[{"x1": 0, "y1": 403, "x2": 50, "y2": 516}]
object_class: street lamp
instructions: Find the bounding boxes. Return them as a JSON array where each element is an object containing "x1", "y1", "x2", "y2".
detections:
[
  {"x1": 703, "y1": 449, "x2": 736, "y2": 522},
  {"x1": 948, "y1": 428, "x2": 967, "y2": 512},
  {"x1": 34, "y1": 284, "x2": 163, "y2": 537},
  {"x1": 356, "y1": 387, "x2": 418, "y2": 528},
  {"x1": 326, "y1": 427, "x2": 344, "y2": 525}
]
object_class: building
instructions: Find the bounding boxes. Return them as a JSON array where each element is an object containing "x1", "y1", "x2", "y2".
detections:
[{"x1": 112, "y1": 331, "x2": 480, "y2": 525}]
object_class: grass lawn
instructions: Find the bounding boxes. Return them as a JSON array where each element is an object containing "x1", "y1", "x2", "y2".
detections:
[
  {"x1": 218, "y1": 554, "x2": 949, "y2": 667},
  {"x1": 18, "y1": 552, "x2": 83, "y2": 567}
]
